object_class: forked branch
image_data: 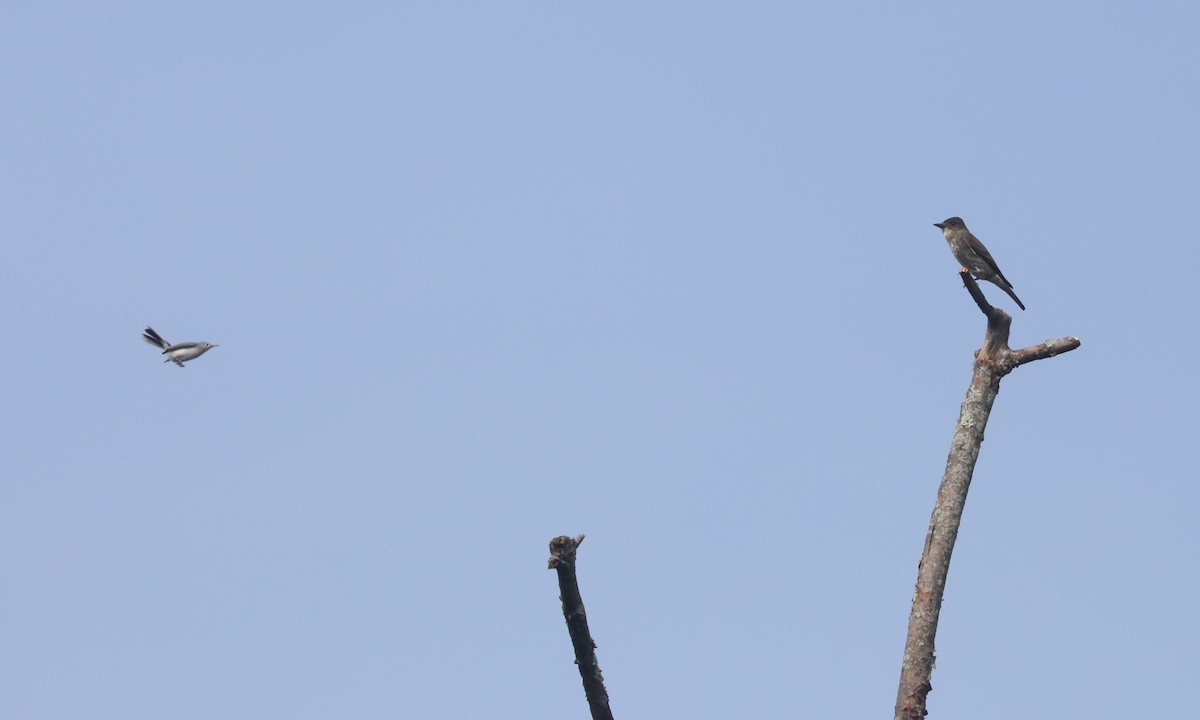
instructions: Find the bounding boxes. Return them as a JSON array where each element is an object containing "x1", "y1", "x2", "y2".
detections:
[{"x1": 894, "y1": 277, "x2": 1080, "y2": 720}]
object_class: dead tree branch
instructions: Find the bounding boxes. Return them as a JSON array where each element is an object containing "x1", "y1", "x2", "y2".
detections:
[
  {"x1": 548, "y1": 534, "x2": 614, "y2": 720},
  {"x1": 894, "y1": 275, "x2": 1080, "y2": 720}
]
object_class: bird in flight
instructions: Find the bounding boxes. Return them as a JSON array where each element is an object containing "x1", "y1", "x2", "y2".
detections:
[{"x1": 142, "y1": 326, "x2": 218, "y2": 367}]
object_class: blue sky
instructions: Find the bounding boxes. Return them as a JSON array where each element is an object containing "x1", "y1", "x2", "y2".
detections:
[{"x1": 2, "y1": 3, "x2": 1196, "y2": 718}]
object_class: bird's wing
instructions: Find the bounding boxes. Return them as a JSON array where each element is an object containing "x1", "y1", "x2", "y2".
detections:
[
  {"x1": 162, "y1": 342, "x2": 200, "y2": 354},
  {"x1": 971, "y1": 237, "x2": 1014, "y2": 287}
]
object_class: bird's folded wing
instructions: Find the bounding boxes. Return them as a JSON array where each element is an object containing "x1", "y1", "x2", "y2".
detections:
[{"x1": 162, "y1": 342, "x2": 200, "y2": 354}]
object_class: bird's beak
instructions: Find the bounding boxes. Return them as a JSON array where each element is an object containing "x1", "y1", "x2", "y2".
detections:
[{"x1": 933, "y1": 222, "x2": 944, "y2": 229}]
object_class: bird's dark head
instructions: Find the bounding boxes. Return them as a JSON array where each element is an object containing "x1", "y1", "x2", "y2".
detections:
[{"x1": 934, "y1": 216, "x2": 965, "y2": 230}]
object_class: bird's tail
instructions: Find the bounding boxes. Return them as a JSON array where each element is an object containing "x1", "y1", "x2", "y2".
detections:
[
  {"x1": 1002, "y1": 285, "x2": 1026, "y2": 311},
  {"x1": 142, "y1": 326, "x2": 169, "y2": 349}
]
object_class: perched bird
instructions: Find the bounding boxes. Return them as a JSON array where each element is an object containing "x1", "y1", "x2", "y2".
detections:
[
  {"x1": 141, "y1": 326, "x2": 218, "y2": 367},
  {"x1": 934, "y1": 216, "x2": 1025, "y2": 310}
]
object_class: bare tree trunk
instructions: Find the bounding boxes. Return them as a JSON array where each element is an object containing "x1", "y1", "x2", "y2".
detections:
[
  {"x1": 894, "y1": 272, "x2": 1080, "y2": 720},
  {"x1": 548, "y1": 534, "x2": 615, "y2": 720}
]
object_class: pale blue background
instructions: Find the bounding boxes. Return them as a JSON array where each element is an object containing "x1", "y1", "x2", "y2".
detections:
[{"x1": 2, "y1": 3, "x2": 1196, "y2": 718}]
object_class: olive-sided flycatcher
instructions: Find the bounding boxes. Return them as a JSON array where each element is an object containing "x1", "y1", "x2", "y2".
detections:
[{"x1": 934, "y1": 216, "x2": 1025, "y2": 310}]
